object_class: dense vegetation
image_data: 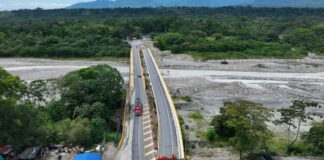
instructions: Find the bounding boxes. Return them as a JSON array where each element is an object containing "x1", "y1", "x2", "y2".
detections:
[
  {"x1": 69, "y1": 0, "x2": 324, "y2": 9},
  {"x1": 0, "y1": 65, "x2": 124, "y2": 150},
  {"x1": 210, "y1": 100, "x2": 322, "y2": 159},
  {"x1": 1, "y1": 7, "x2": 324, "y2": 59}
]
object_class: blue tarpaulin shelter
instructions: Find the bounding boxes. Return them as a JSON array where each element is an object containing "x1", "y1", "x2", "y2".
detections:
[{"x1": 74, "y1": 153, "x2": 102, "y2": 160}]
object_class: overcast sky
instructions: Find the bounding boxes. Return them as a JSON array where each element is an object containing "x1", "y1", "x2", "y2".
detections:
[{"x1": 0, "y1": 0, "x2": 94, "y2": 11}]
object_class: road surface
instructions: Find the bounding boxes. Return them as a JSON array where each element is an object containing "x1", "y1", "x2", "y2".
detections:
[
  {"x1": 132, "y1": 43, "x2": 156, "y2": 160},
  {"x1": 142, "y1": 47, "x2": 180, "y2": 157}
]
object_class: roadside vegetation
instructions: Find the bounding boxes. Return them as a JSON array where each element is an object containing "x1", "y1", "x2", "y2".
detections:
[
  {"x1": 173, "y1": 95, "x2": 192, "y2": 102},
  {"x1": 1, "y1": 7, "x2": 324, "y2": 59},
  {"x1": 0, "y1": 64, "x2": 124, "y2": 150},
  {"x1": 208, "y1": 100, "x2": 322, "y2": 159}
]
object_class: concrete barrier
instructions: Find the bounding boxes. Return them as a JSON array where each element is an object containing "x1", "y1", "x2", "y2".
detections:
[{"x1": 117, "y1": 48, "x2": 134, "y2": 149}]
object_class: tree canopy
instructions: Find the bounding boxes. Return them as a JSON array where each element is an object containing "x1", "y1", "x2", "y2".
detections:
[
  {"x1": 0, "y1": 64, "x2": 125, "y2": 149},
  {"x1": 1, "y1": 7, "x2": 324, "y2": 59},
  {"x1": 211, "y1": 100, "x2": 273, "y2": 159}
]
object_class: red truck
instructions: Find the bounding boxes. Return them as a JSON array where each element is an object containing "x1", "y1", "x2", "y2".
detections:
[{"x1": 134, "y1": 98, "x2": 143, "y2": 116}]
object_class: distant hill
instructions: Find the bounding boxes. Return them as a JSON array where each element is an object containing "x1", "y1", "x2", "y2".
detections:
[
  {"x1": 68, "y1": 0, "x2": 254, "y2": 9},
  {"x1": 68, "y1": 0, "x2": 324, "y2": 9},
  {"x1": 254, "y1": 0, "x2": 324, "y2": 8}
]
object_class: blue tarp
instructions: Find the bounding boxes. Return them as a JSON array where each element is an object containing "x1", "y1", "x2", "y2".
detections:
[{"x1": 74, "y1": 153, "x2": 102, "y2": 160}]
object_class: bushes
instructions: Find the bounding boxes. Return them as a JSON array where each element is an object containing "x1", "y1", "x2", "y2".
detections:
[
  {"x1": 301, "y1": 120, "x2": 324, "y2": 155},
  {"x1": 206, "y1": 128, "x2": 216, "y2": 142},
  {"x1": 189, "y1": 111, "x2": 203, "y2": 120}
]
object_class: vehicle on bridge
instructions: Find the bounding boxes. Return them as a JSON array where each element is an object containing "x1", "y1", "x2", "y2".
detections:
[
  {"x1": 156, "y1": 154, "x2": 180, "y2": 160},
  {"x1": 134, "y1": 98, "x2": 143, "y2": 116}
]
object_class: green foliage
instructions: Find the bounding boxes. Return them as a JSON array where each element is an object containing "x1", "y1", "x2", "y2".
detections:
[
  {"x1": 274, "y1": 100, "x2": 320, "y2": 154},
  {"x1": 90, "y1": 117, "x2": 107, "y2": 142},
  {"x1": 211, "y1": 111, "x2": 236, "y2": 139},
  {"x1": 0, "y1": 68, "x2": 46, "y2": 150},
  {"x1": 0, "y1": 68, "x2": 25, "y2": 101},
  {"x1": 58, "y1": 64, "x2": 124, "y2": 129},
  {"x1": 1, "y1": 7, "x2": 324, "y2": 59},
  {"x1": 181, "y1": 96, "x2": 192, "y2": 102},
  {"x1": 0, "y1": 17, "x2": 129, "y2": 58},
  {"x1": 301, "y1": 120, "x2": 324, "y2": 155},
  {"x1": 206, "y1": 128, "x2": 216, "y2": 142},
  {"x1": 54, "y1": 118, "x2": 91, "y2": 145},
  {"x1": 0, "y1": 64, "x2": 125, "y2": 149},
  {"x1": 211, "y1": 100, "x2": 273, "y2": 159},
  {"x1": 48, "y1": 64, "x2": 124, "y2": 145},
  {"x1": 189, "y1": 111, "x2": 203, "y2": 120},
  {"x1": 0, "y1": 102, "x2": 47, "y2": 150},
  {"x1": 173, "y1": 95, "x2": 192, "y2": 102}
]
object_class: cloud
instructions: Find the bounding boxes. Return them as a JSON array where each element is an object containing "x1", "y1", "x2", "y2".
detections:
[{"x1": 0, "y1": 0, "x2": 94, "y2": 11}]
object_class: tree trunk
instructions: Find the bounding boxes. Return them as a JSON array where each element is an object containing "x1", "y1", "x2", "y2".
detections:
[
  {"x1": 286, "y1": 125, "x2": 291, "y2": 154},
  {"x1": 240, "y1": 149, "x2": 243, "y2": 160},
  {"x1": 290, "y1": 118, "x2": 302, "y2": 146}
]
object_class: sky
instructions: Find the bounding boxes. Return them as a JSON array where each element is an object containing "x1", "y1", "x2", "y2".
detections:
[{"x1": 0, "y1": 0, "x2": 94, "y2": 11}]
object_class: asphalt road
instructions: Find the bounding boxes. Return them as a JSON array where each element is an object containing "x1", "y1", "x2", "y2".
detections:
[
  {"x1": 132, "y1": 44, "x2": 145, "y2": 160},
  {"x1": 131, "y1": 43, "x2": 155, "y2": 160},
  {"x1": 142, "y1": 47, "x2": 179, "y2": 157}
]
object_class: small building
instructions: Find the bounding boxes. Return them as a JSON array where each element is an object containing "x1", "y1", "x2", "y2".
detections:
[{"x1": 74, "y1": 153, "x2": 102, "y2": 160}]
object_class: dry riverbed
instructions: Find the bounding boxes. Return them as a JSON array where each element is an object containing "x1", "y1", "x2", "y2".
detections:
[{"x1": 0, "y1": 58, "x2": 129, "y2": 81}]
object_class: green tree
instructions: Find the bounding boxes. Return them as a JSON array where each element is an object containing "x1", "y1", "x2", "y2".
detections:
[
  {"x1": 0, "y1": 103, "x2": 47, "y2": 150},
  {"x1": 0, "y1": 68, "x2": 47, "y2": 149},
  {"x1": 285, "y1": 28, "x2": 315, "y2": 47},
  {"x1": 212, "y1": 100, "x2": 273, "y2": 160},
  {"x1": 274, "y1": 100, "x2": 320, "y2": 154},
  {"x1": 91, "y1": 118, "x2": 107, "y2": 142},
  {"x1": 301, "y1": 120, "x2": 324, "y2": 155},
  {"x1": 0, "y1": 68, "x2": 25, "y2": 101},
  {"x1": 55, "y1": 118, "x2": 92, "y2": 145},
  {"x1": 59, "y1": 64, "x2": 124, "y2": 129},
  {"x1": 67, "y1": 118, "x2": 92, "y2": 145}
]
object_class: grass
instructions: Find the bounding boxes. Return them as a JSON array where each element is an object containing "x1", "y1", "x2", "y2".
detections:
[
  {"x1": 268, "y1": 137, "x2": 288, "y2": 155},
  {"x1": 195, "y1": 129, "x2": 232, "y2": 148},
  {"x1": 189, "y1": 111, "x2": 203, "y2": 120},
  {"x1": 173, "y1": 95, "x2": 192, "y2": 102},
  {"x1": 105, "y1": 131, "x2": 117, "y2": 142}
]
